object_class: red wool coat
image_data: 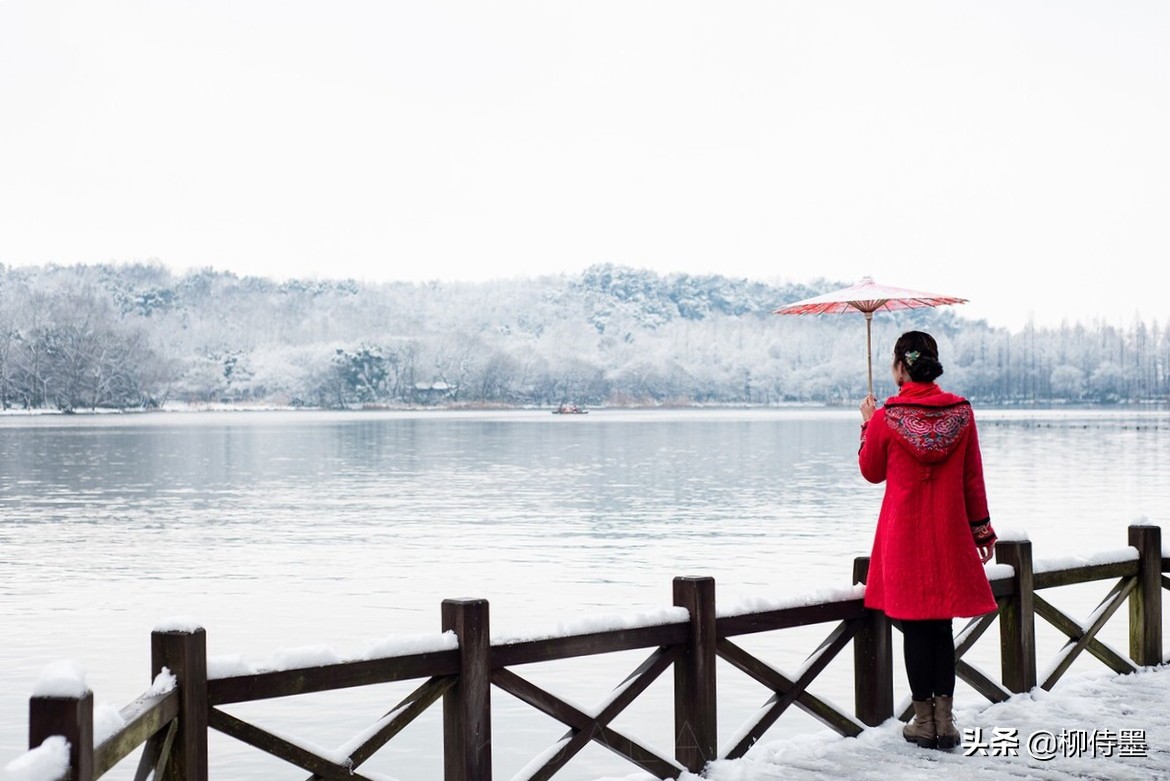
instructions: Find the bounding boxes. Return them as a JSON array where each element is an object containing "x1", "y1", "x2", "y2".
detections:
[{"x1": 858, "y1": 381, "x2": 998, "y2": 620}]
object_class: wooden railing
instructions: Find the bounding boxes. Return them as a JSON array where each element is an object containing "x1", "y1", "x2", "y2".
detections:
[{"x1": 18, "y1": 523, "x2": 1167, "y2": 780}]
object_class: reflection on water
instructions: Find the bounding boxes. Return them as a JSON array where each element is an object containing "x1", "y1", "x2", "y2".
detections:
[{"x1": 1, "y1": 407, "x2": 1167, "y2": 779}]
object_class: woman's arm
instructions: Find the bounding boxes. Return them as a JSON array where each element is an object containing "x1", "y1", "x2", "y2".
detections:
[
  {"x1": 964, "y1": 412, "x2": 996, "y2": 560},
  {"x1": 858, "y1": 407, "x2": 888, "y2": 484}
]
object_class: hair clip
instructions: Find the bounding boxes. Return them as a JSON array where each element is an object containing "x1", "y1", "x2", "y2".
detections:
[{"x1": 904, "y1": 350, "x2": 920, "y2": 366}]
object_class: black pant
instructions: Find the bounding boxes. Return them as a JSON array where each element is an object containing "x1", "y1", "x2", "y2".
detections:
[{"x1": 902, "y1": 618, "x2": 955, "y2": 700}]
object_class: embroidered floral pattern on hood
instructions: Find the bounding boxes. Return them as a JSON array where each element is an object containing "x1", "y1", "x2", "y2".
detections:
[{"x1": 883, "y1": 402, "x2": 972, "y2": 462}]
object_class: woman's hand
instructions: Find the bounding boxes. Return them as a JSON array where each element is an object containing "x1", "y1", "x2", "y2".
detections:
[
  {"x1": 860, "y1": 394, "x2": 876, "y2": 423},
  {"x1": 977, "y1": 543, "x2": 995, "y2": 564}
]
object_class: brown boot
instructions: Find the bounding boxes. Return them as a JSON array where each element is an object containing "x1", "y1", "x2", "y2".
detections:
[
  {"x1": 933, "y1": 695, "x2": 960, "y2": 750},
  {"x1": 902, "y1": 698, "x2": 937, "y2": 749}
]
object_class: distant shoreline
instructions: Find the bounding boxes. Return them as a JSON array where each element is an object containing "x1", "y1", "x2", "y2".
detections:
[{"x1": 1, "y1": 398, "x2": 1166, "y2": 418}]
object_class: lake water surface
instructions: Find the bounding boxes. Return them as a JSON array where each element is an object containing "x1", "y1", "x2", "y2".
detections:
[{"x1": 2, "y1": 407, "x2": 1168, "y2": 779}]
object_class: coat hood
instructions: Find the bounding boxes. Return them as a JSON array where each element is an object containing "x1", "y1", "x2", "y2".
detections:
[{"x1": 882, "y1": 382, "x2": 972, "y2": 463}]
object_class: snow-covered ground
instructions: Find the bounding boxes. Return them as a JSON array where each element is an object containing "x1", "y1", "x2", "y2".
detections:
[{"x1": 671, "y1": 665, "x2": 1170, "y2": 781}]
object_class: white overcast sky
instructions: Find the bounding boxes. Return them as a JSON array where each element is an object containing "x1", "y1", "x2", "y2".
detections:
[{"x1": 1, "y1": 1, "x2": 1168, "y2": 331}]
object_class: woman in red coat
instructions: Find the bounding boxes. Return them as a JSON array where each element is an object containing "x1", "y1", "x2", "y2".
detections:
[{"x1": 859, "y1": 331, "x2": 997, "y2": 750}]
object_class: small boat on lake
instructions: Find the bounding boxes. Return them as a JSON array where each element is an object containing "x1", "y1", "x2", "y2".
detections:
[{"x1": 553, "y1": 403, "x2": 588, "y2": 414}]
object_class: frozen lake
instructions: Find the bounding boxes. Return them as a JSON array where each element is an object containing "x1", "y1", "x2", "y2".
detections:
[{"x1": 2, "y1": 406, "x2": 1168, "y2": 779}]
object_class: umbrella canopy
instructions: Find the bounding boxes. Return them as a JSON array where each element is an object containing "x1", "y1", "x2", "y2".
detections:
[{"x1": 773, "y1": 276, "x2": 967, "y2": 395}]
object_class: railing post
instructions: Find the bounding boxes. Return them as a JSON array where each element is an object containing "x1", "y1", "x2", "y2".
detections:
[
  {"x1": 673, "y1": 576, "x2": 717, "y2": 773},
  {"x1": 29, "y1": 690, "x2": 94, "y2": 781},
  {"x1": 442, "y1": 598, "x2": 492, "y2": 781},
  {"x1": 851, "y1": 557, "x2": 892, "y2": 726},
  {"x1": 996, "y1": 540, "x2": 1037, "y2": 693},
  {"x1": 1128, "y1": 524, "x2": 1163, "y2": 666},
  {"x1": 152, "y1": 627, "x2": 209, "y2": 781}
]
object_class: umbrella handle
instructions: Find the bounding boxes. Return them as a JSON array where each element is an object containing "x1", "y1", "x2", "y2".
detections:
[{"x1": 865, "y1": 311, "x2": 873, "y2": 397}]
